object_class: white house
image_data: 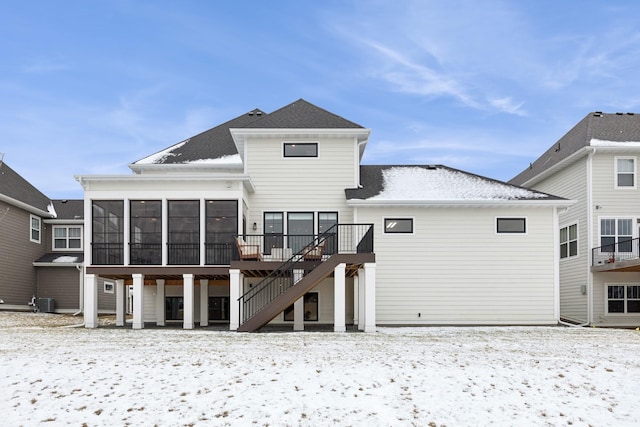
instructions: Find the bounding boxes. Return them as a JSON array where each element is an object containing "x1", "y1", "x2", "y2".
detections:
[
  {"x1": 76, "y1": 99, "x2": 571, "y2": 331},
  {"x1": 511, "y1": 111, "x2": 640, "y2": 327}
]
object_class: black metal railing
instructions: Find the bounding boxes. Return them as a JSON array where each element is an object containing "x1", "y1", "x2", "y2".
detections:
[
  {"x1": 238, "y1": 223, "x2": 374, "y2": 325},
  {"x1": 592, "y1": 237, "x2": 640, "y2": 266},
  {"x1": 92, "y1": 243, "x2": 124, "y2": 265},
  {"x1": 168, "y1": 243, "x2": 200, "y2": 265},
  {"x1": 130, "y1": 243, "x2": 162, "y2": 265}
]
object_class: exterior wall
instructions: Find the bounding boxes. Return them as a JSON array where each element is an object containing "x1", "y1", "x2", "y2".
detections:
[
  {"x1": 592, "y1": 272, "x2": 640, "y2": 326},
  {"x1": 36, "y1": 267, "x2": 80, "y2": 311},
  {"x1": 590, "y1": 151, "x2": 640, "y2": 325},
  {"x1": 533, "y1": 158, "x2": 589, "y2": 323},
  {"x1": 0, "y1": 199, "x2": 47, "y2": 306},
  {"x1": 355, "y1": 206, "x2": 558, "y2": 325},
  {"x1": 244, "y1": 136, "x2": 357, "y2": 231}
]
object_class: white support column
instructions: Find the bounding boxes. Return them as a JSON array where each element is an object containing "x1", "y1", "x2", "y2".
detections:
[
  {"x1": 156, "y1": 279, "x2": 165, "y2": 326},
  {"x1": 353, "y1": 273, "x2": 360, "y2": 327},
  {"x1": 229, "y1": 269, "x2": 241, "y2": 331},
  {"x1": 357, "y1": 267, "x2": 366, "y2": 331},
  {"x1": 132, "y1": 273, "x2": 145, "y2": 329},
  {"x1": 183, "y1": 274, "x2": 195, "y2": 330},
  {"x1": 162, "y1": 198, "x2": 168, "y2": 266},
  {"x1": 293, "y1": 297, "x2": 304, "y2": 331},
  {"x1": 84, "y1": 274, "x2": 98, "y2": 328},
  {"x1": 116, "y1": 279, "x2": 126, "y2": 327},
  {"x1": 334, "y1": 263, "x2": 346, "y2": 332},
  {"x1": 293, "y1": 268, "x2": 304, "y2": 331},
  {"x1": 364, "y1": 263, "x2": 376, "y2": 333},
  {"x1": 200, "y1": 279, "x2": 209, "y2": 327}
]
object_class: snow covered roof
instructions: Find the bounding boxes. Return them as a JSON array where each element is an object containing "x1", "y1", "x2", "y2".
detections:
[
  {"x1": 33, "y1": 252, "x2": 84, "y2": 265},
  {"x1": 347, "y1": 165, "x2": 563, "y2": 204}
]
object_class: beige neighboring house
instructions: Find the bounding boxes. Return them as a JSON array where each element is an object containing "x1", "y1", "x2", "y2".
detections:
[
  {"x1": 76, "y1": 99, "x2": 571, "y2": 331},
  {"x1": 511, "y1": 112, "x2": 640, "y2": 327}
]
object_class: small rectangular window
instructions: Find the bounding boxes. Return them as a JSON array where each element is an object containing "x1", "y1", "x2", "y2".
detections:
[
  {"x1": 30, "y1": 215, "x2": 41, "y2": 243},
  {"x1": 384, "y1": 218, "x2": 413, "y2": 233},
  {"x1": 283, "y1": 143, "x2": 318, "y2": 158},
  {"x1": 616, "y1": 157, "x2": 636, "y2": 188},
  {"x1": 104, "y1": 282, "x2": 114, "y2": 294},
  {"x1": 497, "y1": 218, "x2": 526, "y2": 234}
]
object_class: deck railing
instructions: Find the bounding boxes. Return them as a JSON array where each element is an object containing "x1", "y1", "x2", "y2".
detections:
[
  {"x1": 238, "y1": 223, "x2": 374, "y2": 326},
  {"x1": 592, "y1": 237, "x2": 640, "y2": 266}
]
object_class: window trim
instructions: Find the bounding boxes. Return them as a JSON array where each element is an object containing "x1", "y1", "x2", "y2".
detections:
[
  {"x1": 384, "y1": 217, "x2": 414, "y2": 234},
  {"x1": 52, "y1": 225, "x2": 83, "y2": 251},
  {"x1": 496, "y1": 217, "x2": 527, "y2": 234},
  {"x1": 559, "y1": 222, "x2": 578, "y2": 260},
  {"x1": 282, "y1": 142, "x2": 319, "y2": 158},
  {"x1": 104, "y1": 282, "x2": 114, "y2": 294},
  {"x1": 30, "y1": 214, "x2": 41, "y2": 244},
  {"x1": 598, "y1": 217, "x2": 634, "y2": 254},
  {"x1": 605, "y1": 283, "x2": 640, "y2": 315},
  {"x1": 614, "y1": 156, "x2": 636, "y2": 189}
]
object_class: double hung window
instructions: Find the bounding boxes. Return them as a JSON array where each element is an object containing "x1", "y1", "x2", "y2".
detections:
[
  {"x1": 560, "y1": 224, "x2": 578, "y2": 259},
  {"x1": 600, "y1": 218, "x2": 633, "y2": 253},
  {"x1": 615, "y1": 157, "x2": 636, "y2": 188},
  {"x1": 54, "y1": 226, "x2": 82, "y2": 250}
]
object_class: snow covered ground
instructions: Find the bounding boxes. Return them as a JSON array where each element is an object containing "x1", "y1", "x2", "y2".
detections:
[{"x1": 1, "y1": 313, "x2": 639, "y2": 426}]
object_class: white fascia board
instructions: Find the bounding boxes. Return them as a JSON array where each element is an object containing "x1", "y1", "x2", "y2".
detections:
[
  {"x1": 230, "y1": 128, "x2": 371, "y2": 142},
  {"x1": 128, "y1": 162, "x2": 243, "y2": 174},
  {"x1": 33, "y1": 262, "x2": 83, "y2": 267},
  {"x1": 346, "y1": 199, "x2": 576, "y2": 208},
  {"x1": 0, "y1": 193, "x2": 53, "y2": 217},
  {"x1": 74, "y1": 174, "x2": 256, "y2": 193}
]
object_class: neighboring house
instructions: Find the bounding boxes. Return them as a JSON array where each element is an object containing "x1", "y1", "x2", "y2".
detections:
[
  {"x1": 76, "y1": 99, "x2": 571, "y2": 331},
  {"x1": 511, "y1": 112, "x2": 640, "y2": 327},
  {"x1": 0, "y1": 160, "x2": 114, "y2": 313}
]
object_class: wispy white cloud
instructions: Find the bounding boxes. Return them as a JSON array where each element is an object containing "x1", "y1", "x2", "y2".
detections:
[{"x1": 489, "y1": 97, "x2": 527, "y2": 116}]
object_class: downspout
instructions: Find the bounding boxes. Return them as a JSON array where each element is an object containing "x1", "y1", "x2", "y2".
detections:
[
  {"x1": 586, "y1": 147, "x2": 596, "y2": 326},
  {"x1": 73, "y1": 264, "x2": 84, "y2": 316}
]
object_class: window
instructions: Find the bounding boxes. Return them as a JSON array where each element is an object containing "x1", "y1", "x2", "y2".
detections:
[
  {"x1": 30, "y1": 215, "x2": 41, "y2": 243},
  {"x1": 104, "y1": 282, "x2": 114, "y2": 294},
  {"x1": 319, "y1": 212, "x2": 338, "y2": 255},
  {"x1": 560, "y1": 224, "x2": 578, "y2": 259},
  {"x1": 288, "y1": 212, "x2": 314, "y2": 252},
  {"x1": 615, "y1": 157, "x2": 636, "y2": 188},
  {"x1": 92, "y1": 200, "x2": 124, "y2": 265},
  {"x1": 607, "y1": 285, "x2": 640, "y2": 314},
  {"x1": 283, "y1": 142, "x2": 318, "y2": 158},
  {"x1": 165, "y1": 296, "x2": 184, "y2": 320},
  {"x1": 168, "y1": 200, "x2": 200, "y2": 265},
  {"x1": 208, "y1": 296, "x2": 230, "y2": 321},
  {"x1": 283, "y1": 292, "x2": 318, "y2": 321},
  {"x1": 384, "y1": 218, "x2": 413, "y2": 234},
  {"x1": 496, "y1": 217, "x2": 526, "y2": 234},
  {"x1": 264, "y1": 212, "x2": 283, "y2": 255},
  {"x1": 53, "y1": 226, "x2": 82, "y2": 250},
  {"x1": 600, "y1": 218, "x2": 633, "y2": 253},
  {"x1": 205, "y1": 200, "x2": 238, "y2": 265},
  {"x1": 130, "y1": 200, "x2": 162, "y2": 265}
]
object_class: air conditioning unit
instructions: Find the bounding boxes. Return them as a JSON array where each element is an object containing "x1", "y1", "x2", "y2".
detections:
[{"x1": 39, "y1": 298, "x2": 55, "y2": 313}]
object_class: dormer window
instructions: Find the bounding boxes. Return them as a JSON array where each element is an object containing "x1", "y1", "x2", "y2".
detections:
[{"x1": 283, "y1": 142, "x2": 318, "y2": 158}]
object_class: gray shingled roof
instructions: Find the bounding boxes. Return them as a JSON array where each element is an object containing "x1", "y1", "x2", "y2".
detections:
[
  {"x1": 0, "y1": 161, "x2": 52, "y2": 213},
  {"x1": 34, "y1": 252, "x2": 84, "y2": 264},
  {"x1": 134, "y1": 109, "x2": 266, "y2": 165},
  {"x1": 347, "y1": 165, "x2": 564, "y2": 201},
  {"x1": 510, "y1": 112, "x2": 640, "y2": 186},
  {"x1": 51, "y1": 199, "x2": 84, "y2": 220},
  {"x1": 244, "y1": 99, "x2": 364, "y2": 129},
  {"x1": 133, "y1": 99, "x2": 364, "y2": 166}
]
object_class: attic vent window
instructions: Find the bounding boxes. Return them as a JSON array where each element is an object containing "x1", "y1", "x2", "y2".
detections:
[{"x1": 283, "y1": 142, "x2": 318, "y2": 158}]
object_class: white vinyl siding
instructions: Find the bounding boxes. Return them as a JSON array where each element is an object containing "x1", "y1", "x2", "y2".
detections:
[
  {"x1": 533, "y1": 158, "x2": 588, "y2": 324},
  {"x1": 245, "y1": 136, "x2": 357, "y2": 230},
  {"x1": 356, "y1": 206, "x2": 557, "y2": 325}
]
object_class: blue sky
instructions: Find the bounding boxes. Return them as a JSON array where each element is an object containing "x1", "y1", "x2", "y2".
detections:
[{"x1": 3, "y1": 1, "x2": 640, "y2": 199}]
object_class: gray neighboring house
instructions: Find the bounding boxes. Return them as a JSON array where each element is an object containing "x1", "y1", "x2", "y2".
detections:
[
  {"x1": 511, "y1": 112, "x2": 640, "y2": 327},
  {"x1": 0, "y1": 159, "x2": 114, "y2": 313}
]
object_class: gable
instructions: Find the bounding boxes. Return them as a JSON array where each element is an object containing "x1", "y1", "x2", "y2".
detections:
[{"x1": 242, "y1": 99, "x2": 364, "y2": 129}]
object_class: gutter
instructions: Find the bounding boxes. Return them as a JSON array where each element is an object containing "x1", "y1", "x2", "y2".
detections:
[
  {"x1": 347, "y1": 199, "x2": 576, "y2": 208},
  {"x1": 73, "y1": 264, "x2": 83, "y2": 316}
]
